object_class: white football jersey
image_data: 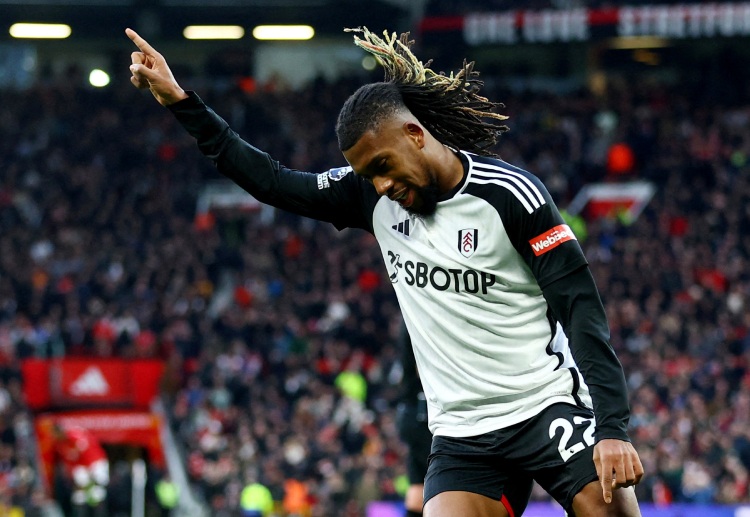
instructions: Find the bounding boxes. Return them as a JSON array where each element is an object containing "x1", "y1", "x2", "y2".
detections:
[{"x1": 370, "y1": 151, "x2": 592, "y2": 437}]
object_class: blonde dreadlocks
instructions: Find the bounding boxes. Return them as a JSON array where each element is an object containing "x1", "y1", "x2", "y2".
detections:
[{"x1": 335, "y1": 27, "x2": 508, "y2": 156}]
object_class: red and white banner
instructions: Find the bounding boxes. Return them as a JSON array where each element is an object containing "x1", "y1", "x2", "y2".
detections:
[
  {"x1": 21, "y1": 359, "x2": 165, "y2": 410},
  {"x1": 420, "y1": 3, "x2": 750, "y2": 45},
  {"x1": 52, "y1": 359, "x2": 132, "y2": 406},
  {"x1": 566, "y1": 181, "x2": 656, "y2": 224}
]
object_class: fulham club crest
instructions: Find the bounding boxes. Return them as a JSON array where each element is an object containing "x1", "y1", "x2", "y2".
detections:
[{"x1": 458, "y1": 228, "x2": 478, "y2": 258}]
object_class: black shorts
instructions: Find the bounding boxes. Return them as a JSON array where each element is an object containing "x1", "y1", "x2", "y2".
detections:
[
  {"x1": 396, "y1": 398, "x2": 433, "y2": 484},
  {"x1": 424, "y1": 403, "x2": 600, "y2": 512}
]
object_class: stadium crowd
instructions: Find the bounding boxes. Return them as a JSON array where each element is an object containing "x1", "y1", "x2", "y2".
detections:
[{"x1": 0, "y1": 59, "x2": 749, "y2": 515}]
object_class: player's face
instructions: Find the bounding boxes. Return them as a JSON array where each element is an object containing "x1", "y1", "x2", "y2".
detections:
[{"x1": 343, "y1": 118, "x2": 440, "y2": 217}]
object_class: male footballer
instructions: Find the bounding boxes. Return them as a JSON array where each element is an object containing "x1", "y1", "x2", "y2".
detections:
[{"x1": 126, "y1": 26, "x2": 643, "y2": 517}]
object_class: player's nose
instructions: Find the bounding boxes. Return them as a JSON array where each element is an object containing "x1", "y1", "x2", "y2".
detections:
[{"x1": 372, "y1": 176, "x2": 393, "y2": 197}]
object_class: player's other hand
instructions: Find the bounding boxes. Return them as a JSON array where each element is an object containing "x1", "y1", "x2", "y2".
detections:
[
  {"x1": 593, "y1": 439, "x2": 644, "y2": 504},
  {"x1": 125, "y1": 28, "x2": 188, "y2": 106}
]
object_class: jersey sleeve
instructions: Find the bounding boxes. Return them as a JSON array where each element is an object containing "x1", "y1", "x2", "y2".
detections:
[
  {"x1": 489, "y1": 162, "x2": 587, "y2": 287},
  {"x1": 543, "y1": 266, "x2": 631, "y2": 442},
  {"x1": 168, "y1": 92, "x2": 380, "y2": 233},
  {"x1": 468, "y1": 158, "x2": 630, "y2": 442}
]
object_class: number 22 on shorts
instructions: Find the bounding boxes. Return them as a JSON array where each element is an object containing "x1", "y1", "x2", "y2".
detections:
[{"x1": 549, "y1": 415, "x2": 596, "y2": 462}]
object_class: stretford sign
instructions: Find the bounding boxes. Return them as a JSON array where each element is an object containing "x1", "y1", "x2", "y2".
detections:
[{"x1": 420, "y1": 3, "x2": 750, "y2": 45}]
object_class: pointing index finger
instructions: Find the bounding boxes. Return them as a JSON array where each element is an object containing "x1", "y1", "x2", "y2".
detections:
[
  {"x1": 125, "y1": 28, "x2": 158, "y2": 56},
  {"x1": 601, "y1": 470, "x2": 613, "y2": 504}
]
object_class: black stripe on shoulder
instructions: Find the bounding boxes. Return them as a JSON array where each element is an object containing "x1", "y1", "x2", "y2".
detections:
[{"x1": 462, "y1": 152, "x2": 547, "y2": 215}]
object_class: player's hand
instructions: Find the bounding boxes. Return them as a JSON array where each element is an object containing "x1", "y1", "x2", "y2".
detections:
[
  {"x1": 592, "y1": 439, "x2": 643, "y2": 504},
  {"x1": 125, "y1": 28, "x2": 188, "y2": 106}
]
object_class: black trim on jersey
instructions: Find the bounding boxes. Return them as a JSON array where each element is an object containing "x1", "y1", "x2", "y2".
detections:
[
  {"x1": 545, "y1": 308, "x2": 563, "y2": 370},
  {"x1": 461, "y1": 151, "x2": 630, "y2": 443},
  {"x1": 462, "y1": 152, "x2": 586, "y2": 289},
  {"x1": 566, "y1": 367, "x2": 585, "y2": 407},
  {"x1": 471, "y1": 165, "x2": 546, "y2": 214},
  {"x1": 546, "y1": 342, "x2": 564, "y2": 370},
  {"x1": 543, "y1": 266, "x2": 630, "y2": 442},
  {"x1": 168, "y1": 91, "x2": 380, "y2": 233}
]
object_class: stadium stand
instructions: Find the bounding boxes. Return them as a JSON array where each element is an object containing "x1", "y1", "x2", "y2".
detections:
[{"x1": 1, "y1": 62, "x2": 749, "y2": 515}]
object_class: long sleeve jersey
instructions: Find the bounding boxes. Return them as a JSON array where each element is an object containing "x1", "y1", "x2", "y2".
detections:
[{"x1": 169, "y1": 92, "x2": 631, "y2": 442}]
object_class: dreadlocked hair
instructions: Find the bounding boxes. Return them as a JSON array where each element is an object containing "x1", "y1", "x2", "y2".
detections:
[{"x1": 336, "y1": 27, "x2": 508, "y2": 156}]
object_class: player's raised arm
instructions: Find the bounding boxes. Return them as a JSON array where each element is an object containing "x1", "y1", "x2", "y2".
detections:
[
  {"x1": 125, "y1": 28, "x2": 188, "y2": 106},
  {"x1": 123, "y1": 28, "x2": 378, "y2": 232}
]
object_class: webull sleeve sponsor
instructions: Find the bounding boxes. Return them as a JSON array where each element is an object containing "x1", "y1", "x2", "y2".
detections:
[{"x1": 528, "y1": 224, "x2": 576, "y2": 257}]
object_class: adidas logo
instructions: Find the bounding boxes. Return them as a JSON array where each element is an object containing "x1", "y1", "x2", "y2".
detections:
[
  {"x1": 70, "y1": 366, "x2": 110, "y2": 396},
  {"x1": 391, "y1": 219, "x2": 410, "y2": 237}
]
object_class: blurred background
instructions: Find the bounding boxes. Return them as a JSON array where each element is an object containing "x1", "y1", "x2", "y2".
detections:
[{"x1": 0, "y1": 0, "x2": 749, "y2": 516}]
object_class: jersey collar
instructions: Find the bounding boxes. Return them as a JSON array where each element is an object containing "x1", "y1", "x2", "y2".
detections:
[{"x1": 437, "y1": 149, "x2": 469, "y2": 202}]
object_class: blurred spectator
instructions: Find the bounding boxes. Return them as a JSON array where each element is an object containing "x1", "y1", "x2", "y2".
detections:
[
  {"x1": 154, "y1": 472, "x2": 179, "y2": 516},
  {"x1": 52, "y1": 424, "x2": 108, "y2": 516},
  {"x1": 240, "y1": 474, "x2": 274, "y2": 517}
]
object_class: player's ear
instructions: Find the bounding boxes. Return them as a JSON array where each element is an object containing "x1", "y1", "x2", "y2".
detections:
[{"x1": 403, "y1": 121, "x2": 425, "y2": 149}]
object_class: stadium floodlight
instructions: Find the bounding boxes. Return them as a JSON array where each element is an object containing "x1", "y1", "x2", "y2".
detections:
[
  {"x1": 9, "y1": 23, "x2": 71, "y2": 39},
  {"x1": 89, "y1": 69, "x2": 110, "y2": 88},
  {"x1": 183, "y1": 25, "x2": 245, "y2": 40},
  {"x1": 252, "y1": 25, "x2": 314, "y2": 41}
]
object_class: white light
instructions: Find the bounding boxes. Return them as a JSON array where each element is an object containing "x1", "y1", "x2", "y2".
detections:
[
  {"x1": 89, "y1": 69, "x2": 110, "y2": 88},
  {"x1": 252, "y1": 25, "x2": 314, "y2": 41},
  {"x1": 362, "y1": 55, "x2": 377, "y2": 71},
  {"x1": 9, "y1": 23, "x2": 71, "y2": 39},
  {"x1": 183, "y1": 25, "x2": 244, "y2": 40}
]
